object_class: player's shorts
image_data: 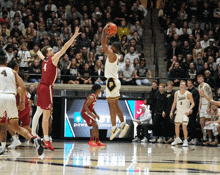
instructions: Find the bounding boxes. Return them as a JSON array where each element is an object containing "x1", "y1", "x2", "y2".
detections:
[
  {"x1": 81, "y1": 112, "x2": 95, "y2": 127},
  {"x1": 0, "y1": 94, "x2": 18, "y2": 122},
  {"x1": 19, "y1": 104, "x2": 31, "y2": 127},
  {"x1": 106, "y1": 78, "x2": 121, "y2": 99},
  {"x1": 200, "y1": 104, "x2": 211, "y2": 119},
  {"x1": 37, "y1": 83, "x2": 53, "y2": 110},
  {"x1": 175, "y1": 111, "x2": 189, "y2": 125},
  {"x1": 204, "y1": 123, "x2": 219, "y2": 136}
]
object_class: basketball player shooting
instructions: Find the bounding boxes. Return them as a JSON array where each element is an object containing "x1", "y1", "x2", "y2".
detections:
[
  {"x1": 101, "y1": 23, "x2": 129, "y2": 140},
  {"x1": 31, "y1": 27, "x2": 81, "y2": 151}
]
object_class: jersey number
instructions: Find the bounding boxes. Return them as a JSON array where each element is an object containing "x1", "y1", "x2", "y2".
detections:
[
  {"x1": 44, "y1": 63, "x2": 47, "y2": 71},
  {"x1": 1, "y1": 70, "x2": 7, "y2": 77}
]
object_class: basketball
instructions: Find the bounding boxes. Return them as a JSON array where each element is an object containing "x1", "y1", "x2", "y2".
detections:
[{"x1": 106, "y1": 23, "x2": 118, "y2": 36}]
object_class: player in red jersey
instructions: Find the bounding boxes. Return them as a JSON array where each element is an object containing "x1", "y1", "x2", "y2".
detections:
[
  {"x1": 31, "y1": 27, "x2": 81, "y2": 151},
  {"x1": 81, "y1": 84, "x2": 105, "y2": 147}
]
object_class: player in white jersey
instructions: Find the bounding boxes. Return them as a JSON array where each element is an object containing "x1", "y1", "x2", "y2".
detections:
[
  {"x1": 101, "y1": 23, "x2": 129, "y2": 140},
  {"x1": 170, "y1": 80, "x2": 195, "y2": 147},
  {"x1": 197, "y1": 74, "x2": 212, "y2": 141},
  {"x1": 0, "y1": 55, "x2": 43, "y2": 155},
  {"x1": 203, "y1": 104, "x2": 220, "y2": 146}
]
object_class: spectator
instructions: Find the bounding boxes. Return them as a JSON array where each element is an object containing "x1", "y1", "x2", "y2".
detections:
[
  {"x1": 134, "y1": 59, "x2": 152, "y2": 86},
  {"x1": 127, "y1": 39, "x2": 142, "y2": 57},
  {"x1": 28, "y1": 59, "x2": 41, "y2": 83},
  {"x1": 133, "y1": 58, "x2": 140, "y2": 70},
  {"x1": 17, "y1": 44, "x2": 31, "y2": 71},
  {"x1": 149, "y1": 80, "x2": 158, "y2": 115},
  {"x1": 200, "y1": 2, "x2": 212, "y2": 30},
  {"x1": 167, "y1": 23, "x2": 180, "y2": 36},
  {"x1": 131, "y1": 20, "x2": 143, "y2": 37},
  {"x1": 129, "y1": 3, "x2": 143, "y2": 25},
  {"x1": 47, "y1": 24, "x2": 60, "y2": 39},
  {"x1": 180, "y1": 40, "x2": 192, "y2": 59},
  {"x1": 200, "y1": 34, "x2": 210, "y2": 49},
  {"x1": 115, "y1": 3, "x2": 129, "y2": 25},
  {"x1": 67, "y1": 58, "x2": 80, "y2": 84},
  {"x1": 134, "y1": 0, "x2": 148, "y2": 17},
  {"x1": 117, "y1": 20, "x2": 129, "y2": 40},
  {"x1": 170, "y1": 62, "x2": 185, "y2": 86},
  {"x1": 132, "y1": 105, "x2": 153, "y2": 142},
  {"x1": 81, "y1": 47, "x2": 88, "y2": 61},
  {"x1": 188, "y1": 16, "x2": 197, "y2": 30},
  {"x1": 187, "y1": 62, "x2": 197, "y2": 81},
  {"x1": 45, "y1": 0, "x2": 57, "y2": 12},
  {"x1": 193, "y1": 41, "x2": 204, "y2": 60},
  {"x1": 60, "y1": 54, "x2": 70, "y2": 84},
  {"x1": 118, "y1": 54, "x2": 125, "y2": 72},
  {"x1": 10, "y1": 16, "x2": 25, "y2": 32},
  {"x1": 10, "y1": 22, "x2": 22, "y2": 37},
  {"x1": 0, "y1": 11, "x2": 10, "y2": 26},
  {"x1": 30, "y1": 44, "x2": 40, "y2": 63},
  {"x1": 179, "y1": 28, "x2": 189, "y2": 42},
  {"x1": 204, "y1": 70, "x2": 215, "y2": 89},
  {"x1": 204, "y1": 38, "x2": 219, "y2": 59},
  {"x1": 120, "y1": 59, "x2": 135, "y2": 85},
  {"x1": 79, "y1": 62, "x2": 93, "y2": 84},
  {"x1": 88, "y1": 52, "x2": 95, "y2": 71},
  {"x1": 214, "y1": 68, "x2": 220, "y2": 90},
  {"x1": 1, "y1": 1, "x2": 13, "y2": 10},
  {"x1": 93, "y1": 60, "x2": 105, "y2": 85},
  {"x1": 199, "y1": 62, "x2": 214, "y2": 77},
  {"x1": 208, "y1": 56, "x2": 217, "y2": 71},
  {"x1": 77, "y1": 33, "x2": 90, "y2": 50},
  {"x1": 2, "y1": 44, "x2": 15, "y2": 63},
  {"x1": 53, "y1": 39, "x2": 63, "y2": 53},
  {"x1": 167, "y1": 41, "x2": 180, "y2": 61},
  {"x1": 192, "y1": 22, "x2": 204, "y2": 39},
  {"x1": 124, "y1": 46, "x2": 139, "y2": 67},
  {"x1": 213, "y1": 1, "x2": 220, "y2": 24}
]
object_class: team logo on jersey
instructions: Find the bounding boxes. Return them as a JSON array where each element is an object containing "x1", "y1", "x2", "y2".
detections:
[{"x1": 107, "y1": 78, "x2": 116, "y2": 92}]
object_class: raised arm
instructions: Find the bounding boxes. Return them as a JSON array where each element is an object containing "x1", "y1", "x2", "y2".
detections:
[
  {"x1": 101, "y1": 23, "x2": 116, "y2": 63},
  {"x1": 200, "y1": 90, "x2": 220, "y2": 107},
  {"x1": 52, "y1": 27, "x2": 81, "y2": 66}
]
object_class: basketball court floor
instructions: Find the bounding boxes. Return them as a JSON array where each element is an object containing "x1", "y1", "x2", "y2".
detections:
[{"x1": 0, "y1": 141, "x2": 220, "y2": 174}]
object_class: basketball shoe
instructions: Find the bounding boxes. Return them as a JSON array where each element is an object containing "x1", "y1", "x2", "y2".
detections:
[
  {"x1": 171, "y1": 137, "x2": 182, "y2": 146},
  {"x1": 109, "y1": 127, "x2": 120, "y2": 140},
  {"x1": 88, "y1": 141, "x2": 98, "y2": 147},
  {"x1": 8, "y1": 139, "x2": 21, "y2": 149},
  {"x1": 34, "y1": 138, "x2": 44, "y2": 155},
  {"x1": 43, "y1": 140, "x2": 54, "y2": 151},
  {"x1": 119, "y1": 123, "x2": 129, "y2": 138},
  {"x1": 96, "y1": 141, "x2": 105, "y2": 146}
]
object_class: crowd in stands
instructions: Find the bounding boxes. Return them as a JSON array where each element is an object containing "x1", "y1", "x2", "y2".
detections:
[
  {"x1": 158, "y1": 0, "x2": 220, "y2": 93},
  {"x1": 0, "y1": 0, "x2": 151, "y2": 86}
]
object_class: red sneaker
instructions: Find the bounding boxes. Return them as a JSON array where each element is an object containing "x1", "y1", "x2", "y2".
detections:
[
  {"x1": 43, "y1": 140, "x2": 55, "y2": 151},
  {"x1": 88, "y1": 141, "x2": 98, "y2": 147},
  {"x1": 96, "y1": 141, "x2": 105, "y2": 146}
]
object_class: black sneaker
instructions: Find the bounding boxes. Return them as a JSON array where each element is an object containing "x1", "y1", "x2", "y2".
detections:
[{"x1": 34, "y1": 138, "x2": 44, "y2": 156}]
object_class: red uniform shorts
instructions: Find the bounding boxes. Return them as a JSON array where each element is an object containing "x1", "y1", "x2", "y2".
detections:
[
  {"x1": 81, "y1": 112, "x2": 95, "y2": 127},
  {"x1": 19, "y1": 104, "x2": 31, "y2": 126},
  {"x1": 37, "y1": 84, "x2": 53, "y2": 110}
]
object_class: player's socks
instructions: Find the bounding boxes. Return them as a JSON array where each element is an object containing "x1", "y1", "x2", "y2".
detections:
[
  {"x1": 44, "y1": 135, "x2": 49, "y2": 142},
  {"x1": 209, "y1": 138, "x2": 212, "y2": 143},
  {"x1": 203, "y1": 135, "x2": 207, "y2": 140},
  {"x1": 12, "y1": 135, "x2": 18, "y2": 141},
  {"x1": 32, "y1": 106, "x2": 43, "y2": 136},
  {"x1": 90, "y1": 137, "x2": 94, "y2": 141},
  {"x1": 1, "y1": 142, "x2": 6, "y2": 149}
]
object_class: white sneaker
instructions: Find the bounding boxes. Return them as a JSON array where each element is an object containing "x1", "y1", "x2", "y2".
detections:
[
  {"x1": 182, "y1": 140, "x2": 188, "y2": 147},
  {"x1": 132, "y1": 137, "x2": 140, "y2": 142},
  {"x1": 8, "y1": 139, "x2": 21, "y2": 149},
  {"x1": 189, "y1": 139, "x2": 197, "y2": 145},
  {"x1": 0, "y1": 146, "x2": 5, "y2": 155},
  {"x1": 141, "y1": 137, "x2": 148, "y2": 142},
  {"x1": 171, "y1": 138, "x2": 182, "y2": 146},
  {"x1": 109, "y1": 127, "x2": 120, "y2": 140},
  {"x1": 119, "y1": 123, "x2": 129, "y2": 138}
]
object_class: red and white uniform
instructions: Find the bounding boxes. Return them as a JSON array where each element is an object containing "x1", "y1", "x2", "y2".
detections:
[
  {"x1": 16, "y1": 94, "x2": 31, "y2": 126},
  {"x1": 81, "y1": 94, "x2": 97, "y2": 126},
  {"x1": 37, "y1": 56, "x2": 58, "y2": 110}
]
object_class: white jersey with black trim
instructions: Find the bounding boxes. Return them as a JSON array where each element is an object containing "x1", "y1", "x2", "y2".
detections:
[
  {"x1": 198, "y1": 83, "x2": 212, "y2": 105},
  {"x1": 105, "y1": 53, "x2": 121, "y2": 79},
  {"x1": 0, "y1": 67, "x2": 16, "y2": 95},
  {"x1": 176, "y1": 90, "x2": 190, "y2": 112}
]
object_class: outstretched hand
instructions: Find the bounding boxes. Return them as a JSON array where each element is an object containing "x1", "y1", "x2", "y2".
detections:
[
  {"x1": 74, "y1": 27, "x2": 81, "y2": 37},
  {"x1": 103, "y1": 23, "x2": 110, "y2": 31}
]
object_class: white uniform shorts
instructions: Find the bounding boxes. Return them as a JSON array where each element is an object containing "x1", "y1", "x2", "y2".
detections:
[
  {"x1": 175, "y1": 111, "x2": 189, "y2": 125},
  {"x1": 204, "y1": 123, "x2": 219, "y2": 136},
  {"x1": 106, "y1": 78, "x2": 121, "y2": 99},
  {"x1": 0, "y1": 94, "x2": 18, "y2": 121},
  {"x1": 200, "y1": 104, "x2": 211, "y2": 119}
]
